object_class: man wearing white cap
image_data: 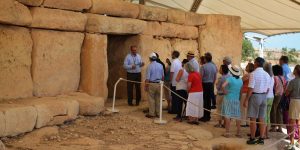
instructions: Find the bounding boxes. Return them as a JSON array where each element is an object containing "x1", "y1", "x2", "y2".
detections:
[
  {"x1": 186, "y1": 51, "x2": 200, "y2": 73},
  {"x1": 145, "y1": 52, "x2": 164, "y2": 118}
]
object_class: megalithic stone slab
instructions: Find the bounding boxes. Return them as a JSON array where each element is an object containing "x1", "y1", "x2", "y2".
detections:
[
  {"x1": 0, "y1": 0, "x2": 32, "y2": 26},
  {"x1": 79, "y1": 34, "x2": 108, "y2": 98},
  {"x1": 86, "y1": 14, "x2": 147, "y2": 35},
  {"x1": 138, "y1": 5, "x2": 168, "y2": 21},
  {"x1": 161, "y1": 22, "x2": 198, "y2": 39},
  {"x1": 89, "y1": 0, "x2": 139, "y2": 18},
  {"x1": 167, "y1": 9, "x2": 186, "y2": 25},
  {"x1": 17, "y1": 0, "x2": 43, "y2": 6},
  {"x1": 0, "y1": 25, "x2": 33, "y2": 100},
  {"x1": 185, "y1": 12, "x2": 206, "y2": 26},
  {"x1": 43, "y1": 0, "x2": 92, "y2": 11},
  {"x1": 30, "y1": 7, "x2": 87, "y2": 31},
  {"x1": 31, "y1": 29, "x2": 84, "y2": 97}
]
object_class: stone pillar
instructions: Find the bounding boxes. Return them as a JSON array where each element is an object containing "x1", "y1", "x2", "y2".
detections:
[{"x1": 79, "y1": 33, "x2": 108, "y2": 98}]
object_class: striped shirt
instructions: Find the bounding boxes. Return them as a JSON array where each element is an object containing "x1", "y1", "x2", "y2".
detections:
[{"x1": 248, "y1": 68, "x2": 270, "y2": 93}]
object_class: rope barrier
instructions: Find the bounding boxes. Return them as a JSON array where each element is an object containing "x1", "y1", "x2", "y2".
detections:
[{"x1": 261, "y1": 130, "x2": 295, "y2": 150}]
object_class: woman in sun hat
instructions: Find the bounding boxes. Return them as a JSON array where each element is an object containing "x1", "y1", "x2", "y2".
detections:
[{"x1": 221, "y1": 65, "x2": 243, "y2": 138}]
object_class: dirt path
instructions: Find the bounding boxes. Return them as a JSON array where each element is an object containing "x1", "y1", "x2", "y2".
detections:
[{"x1": 1, "y1": 100, "x2": 293, "y2": 150}]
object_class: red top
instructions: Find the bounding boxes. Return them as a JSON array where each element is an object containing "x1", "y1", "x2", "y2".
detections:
[
  {"x1": 188, "y1": 72, "x2": 203, "y2": 93},
  {"x1": 242, "y1": 79, "x2": 249, "y2": 93}
]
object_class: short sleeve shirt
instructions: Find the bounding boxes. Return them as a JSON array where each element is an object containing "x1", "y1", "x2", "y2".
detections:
[
  {"x1": 170, "y1": 58, "x2": 182, "y2": 86},
  {"x1": 287, "y1": 78, "x2": 300, "y2": 99},
  {"x1": 248, "y1": 68, "x2": 270, "y2": 93},
  {"x1": 188, "y1": 72, "x2": 203, "y2": 93}
]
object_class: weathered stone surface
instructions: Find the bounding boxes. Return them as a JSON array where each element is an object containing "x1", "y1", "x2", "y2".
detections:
[
  {"x1": 90, "y1": 0, "x2": 139, "y2": 18},
  {"x1": 0, "y1": 25, "x2": 33, "y2": 100},
  {"x1": 86, "y1": 14, "x2": 147, "y2": 34},
  {"x1": 61, "y1": 92, "x2": 105, "y2": 115},
  {"x1": 0, "y1": 104, "x2": 37, "y2": 137},
  {"x1": 44, "y1": 0, "x2": 92, "y2": 11},
  {"x1": 107, "y1": 35, "x2": 172, "y2": 99},
  {"x1": 170, "y1": 39, "x2": 199, "y2": 61},
  {"x1": 0, "y1": 112, "x2": 5, "y2": 137},
  {"x1": 199, "y1": 14, "x2": 242, "y2": 67},
  {"x1": 31, "y1": 29, "x2": 84, "y2": 97},
  {"x1": 21, "y1": 126, "x2": 59, "y2": 145},
  {"x1": 167, "y1": 9, "x2": 186, "y2": 25},
  {"x1": 185, "y1": 12, "x2": 206, "y2": 26},
  {"x1": 141, "y1": 21, "x2": 161, "y2": 36},
  {"x1": 17, "y1": 0, "x2": 43, "y2": 6},
  {"x1": 0, "y1": 0, "x2": 32, "y2": 26},
  {"x1": 30, "y1": 7, "x2": 87, "y2": 31},
  {"x1": 0, "y1": 140, "x2": 5, "y2": 150},
  {"x1": 138, "y1": 5, "x2": 167, "y2": 21},
  {"x1": 161, "y1": 22, "x2": 198, "y2": 39},
  {"x1": 79, "y1": 34, "x2": 108, "y2": 98}
]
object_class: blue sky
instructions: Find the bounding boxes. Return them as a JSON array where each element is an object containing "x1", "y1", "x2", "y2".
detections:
[{"x1": 244, "y1": 32, "x2": 300, "y2": 50}]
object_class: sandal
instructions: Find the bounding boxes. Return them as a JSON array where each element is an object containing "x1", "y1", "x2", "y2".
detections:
[
  {"x1": 222, "y1": 132, "x2": 230, "y2": 138},
  {"x1": 235, "y1": 134, "x2": 242, "y2": 138}
]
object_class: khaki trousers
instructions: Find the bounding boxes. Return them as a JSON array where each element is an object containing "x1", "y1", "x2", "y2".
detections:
[{"x1": 148, "y1": 84, "x2": 161, "y2": 116}]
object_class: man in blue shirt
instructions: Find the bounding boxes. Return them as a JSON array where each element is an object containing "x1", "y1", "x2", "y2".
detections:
[
  {"x1": 279, "y1": 56, "x2": 291, "y2": 81},
  {"x1": 123, "y1": 46, "x2": 144, "y2": 106},
  {"x1": 145, "y1": 52, "x2": 164, "y2": 118}
]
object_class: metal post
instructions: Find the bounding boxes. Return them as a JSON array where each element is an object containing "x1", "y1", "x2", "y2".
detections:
[
  {"x1": 154, "y1": 81, "x2": 167, "y2": 124},
  {"x1": 107, "y1": 78, "x2": 122, "y2": 113}
]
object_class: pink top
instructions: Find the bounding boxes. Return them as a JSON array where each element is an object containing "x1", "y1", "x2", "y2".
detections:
[{"x1": 274, "y1": 76, "x2": 287, "y2": 96}]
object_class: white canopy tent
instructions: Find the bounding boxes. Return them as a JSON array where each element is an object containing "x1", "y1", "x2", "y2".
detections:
[{"x1": 131, "y1": 0, "x2": 300, "y2": 36}]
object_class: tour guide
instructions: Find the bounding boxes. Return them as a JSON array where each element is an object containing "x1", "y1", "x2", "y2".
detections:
[
  {"x1": 144, "y1": 52, "x2": 164, "y2": 118},
  {"x1": 123, "y1": 46, "x2": 144, "y2": 106}
]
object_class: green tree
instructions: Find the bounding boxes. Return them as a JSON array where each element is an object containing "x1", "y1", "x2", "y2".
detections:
[
  {"x1": 281, "y1": 47, "x2": 299, "y2": 63},
  {"x1": 242, "y1": 38, "x2": 256, "y2": 61}
]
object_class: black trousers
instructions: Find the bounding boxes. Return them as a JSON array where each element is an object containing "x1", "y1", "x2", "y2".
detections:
[
  {"x1": 202, "y1": 82, "x2": 214, "y2": 121},
  {"x1": 175, "y1": 90, "x2": 188, "y2": 118},
  {"x1": 170, "y1": 86, "x2": 178, "y2": 113},
  {"x1": 127, "y1": 72, "x2": 141, "y2": 105}
]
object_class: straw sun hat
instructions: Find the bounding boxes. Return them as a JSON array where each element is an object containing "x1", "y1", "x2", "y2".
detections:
[{"x1": 228, "y1": 65, "x2": 241, "y2": 76}]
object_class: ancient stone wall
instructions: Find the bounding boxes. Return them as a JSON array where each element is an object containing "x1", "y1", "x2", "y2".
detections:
[{"x1": 0, "y1": 0, "x2": 242, "y2": 137}]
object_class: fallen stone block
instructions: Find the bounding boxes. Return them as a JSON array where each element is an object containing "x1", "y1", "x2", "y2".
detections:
[
  {"x1": 17, "y1": 0, "x2": 43, "y2": 6},
  {"x1": 89, "y1": 0, "x2": 139, "y2": 18},
  {"x1": 30, "y1": 7, "x2": 87, "y2": 31},
  {"x1": 161, "y1": 22, "x2": 198, "y2": 39},
  {"x1": 0, "y1": 104, "x2": 37, "y2": 137},
  {"x1": 86, "y1": 14, "x2": 146, "y2": 34},
  {"x1": 61, "y1": 92, "x2": 105, "y2": 116},
  {"x1": 43, "y1": 0, "x2": 92, "y2": 11},
  {"x1": 0, "y1": 0, "x2": 32, "y2": 26},
  {"x1": 20, "y1": 126, "x2": 59, "y2": 145},
  {"x1": 185, "y1": 12, "x2": 206, "y2": 26},
  {"x1": 167, "y1": 9, "x2": 186, "y2": 25},
  {"x1": 141, "y1": 21, "x2": 161, "y2": 36},
  {"x1": 0, "y1": 25, "x2": 33, "y2": 100},
  {"x1": 31, "y1": 29, "x2": 84, "y2": 97},
  {"x1": 79, "y1": 34, "x2": 108, "y2": 98},
  {"x1": 138, "y1": 5, "x2": 167, "y2": 21}
]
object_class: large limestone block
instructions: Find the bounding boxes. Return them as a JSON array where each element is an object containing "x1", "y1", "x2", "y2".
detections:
[
  {"x1": 161, "y1": 22, "x2": 198, "y2": 39},
  {"x1": 31, "y1": 29, "x2": 84, "y2": 97},
  {"x1": 17, "y1": 0, "x2": 43, "y2": 6},
  {"x1": 0, "y1": 104, "x2": 37, "y2": 137},
  {"x1": 170, "y1": 39, "x2": 199, "y2": 61},
  {"x1": 43, "y1": 0, "x2": 92, "y2": 11},
  {"x1": 185, "y1": 12, "x2": 206, "y2": 26},
  {"x1": 79, "y1": 34, "x2": 108, "y2": 98},
  {"x1": 141, "y1": 21, "x2": 161, "y2": 36},
  {"x1": 30, "y1": 7, "x2": 87, "y2": 31},
  {"x1": 0, "y1": 0, "x2": 32, "y2": 26},
  {"x1": 90, "y1": 0, "x2": 139, "y2": 18},
  {"x1": 138, "y1": 5, "x2": 167, "y2": 21},
  {"x1": 86, "y1": 14, "x2": 147, "y2": 34},
  {"x1": 61, "y1": 92, "x2": 105, "y2": 116},
  {"x1": 0, "y1": 25, "x2": 33, "y2": 100},
  {"x1": 167, "y1": 9, "x2": 185, "y2": 25},
  {"x1": 199, "y1": 14, "x2": 242, "y2": 67}
]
